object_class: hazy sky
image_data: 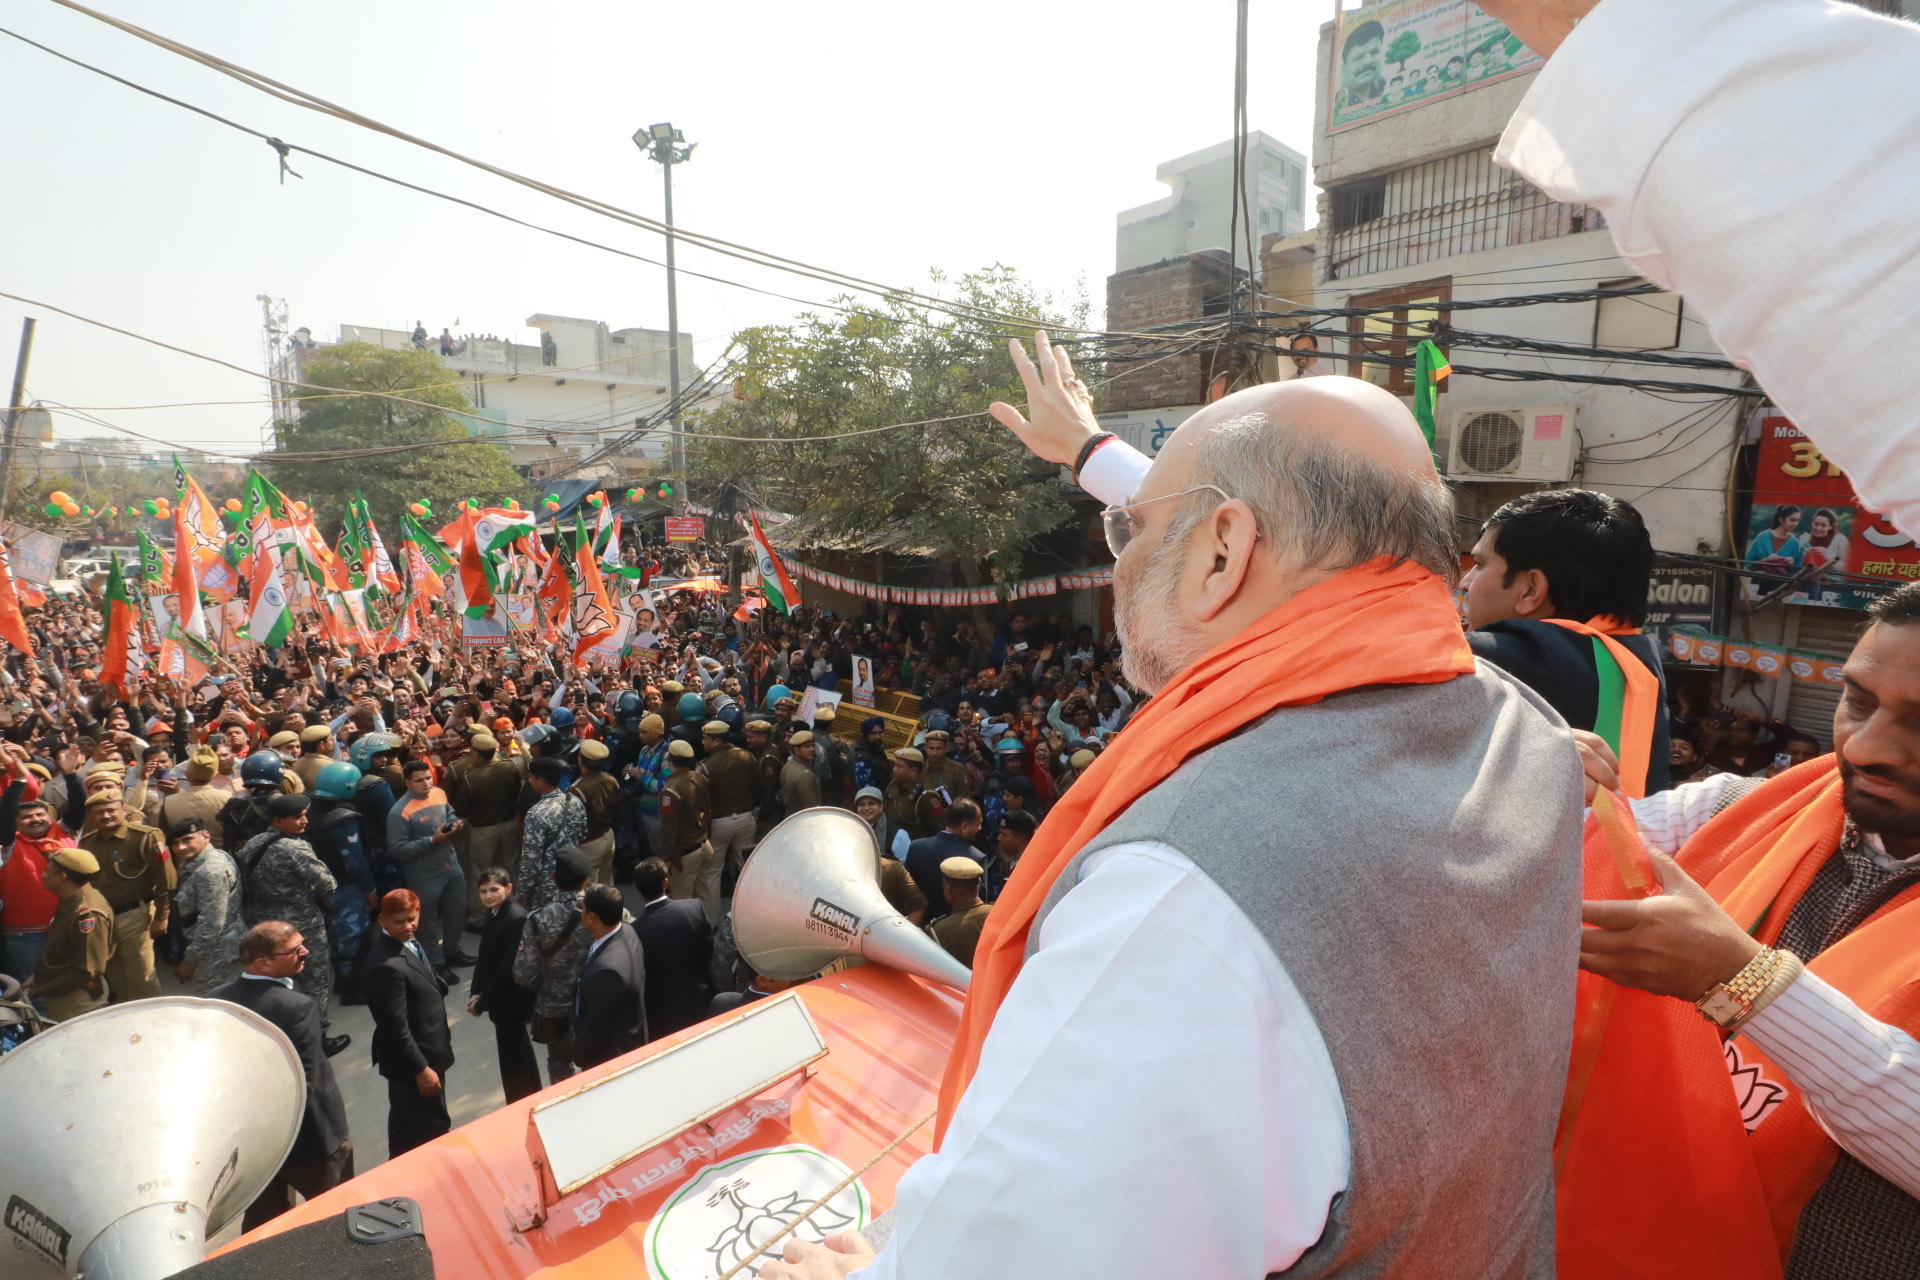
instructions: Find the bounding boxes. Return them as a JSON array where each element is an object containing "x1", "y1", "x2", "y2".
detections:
[{"x1": 0, "y1": 0, "x2": 1329, "y2": 460}]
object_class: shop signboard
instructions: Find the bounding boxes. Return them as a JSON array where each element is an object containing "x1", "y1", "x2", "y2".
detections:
[
  {"x1": 1743, "y1": 409, "x2": 1920, "y2": 609},
  {"x1": 1328, "y1": 0, "x2": 1540, "y2": 134}
]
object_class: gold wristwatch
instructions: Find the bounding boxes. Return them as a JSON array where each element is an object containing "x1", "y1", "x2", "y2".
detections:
[{"x1": 1695, "y1": 947, "x2": 1800, "y2": 1031}]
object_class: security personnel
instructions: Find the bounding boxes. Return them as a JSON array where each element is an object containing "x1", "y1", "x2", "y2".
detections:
[
  {"x1": 744, "y1": 720, "x2": 785, "y2": 832},
  {"x1": 659, "y1": 681, "x2": 687, "y2": 733},
  {"x1": 291, "y1": 725, "x2": 336, "y2": 792},
  {"x1": 79, "y1": 789, "x2": 170, "y2": 1002},
  {"x1": 781, "y1": 732, "x2": 824, "y2": 814},
  {"x1": 811, "y1": 707, "x2": 856, "y2": 808},
  {"x1": 920, "y1": 729, "x2": 972, "y2": 803},
  {"x1": 26, "y1": 847, "x2": 113, "y2": 1019},
  {"x1": 309, "y1": 762, "x2": 377, "y2": 1005},
  {"x1": 571, "y1": 740, "x2": 621, "y2": 886},
  {"x1": 929, "y1": 856, "x2": 993, "y2": 969},
  {"x1": 238, "y1": 793, "x2": 346, "y2": 1054},
  {"x1": 884, "y1": 748, "x2": 939, "y2": 842},
  {"x1": 700, "y1": 720, "x2": 759, "y2": 884},
  {"x1": 659, "y1": 740, "x2": 716, "y2": 924}
]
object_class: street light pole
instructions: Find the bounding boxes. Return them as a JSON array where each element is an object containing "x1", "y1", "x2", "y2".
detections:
[
  {"x1": 1, "y1": 317, "x2": 37, "y2": 523},
  {"x1": 634, "y1": 123, "x2": 696, "y2": 496}
]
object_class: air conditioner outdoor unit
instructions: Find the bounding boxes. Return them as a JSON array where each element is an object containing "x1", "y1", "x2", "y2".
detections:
[{"x1": 1446, "y1": 405, "x2": 1578, "y2": 483}]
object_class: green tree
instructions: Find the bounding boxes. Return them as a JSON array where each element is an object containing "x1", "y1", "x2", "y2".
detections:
[
  {"x1": 1386, "y1": 29, "x2": 1423, "y2": 71},
  {"x1": 268, "y1": 342, "x2": 525, "y2": 533},
  {"x1": 685, "y1": 268, "x2": 1087, "y2": 594}
]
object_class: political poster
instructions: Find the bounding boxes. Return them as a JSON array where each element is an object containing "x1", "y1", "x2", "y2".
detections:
[
  {"x1": 664, "y1": 517, "x2": 705, "y2": 544},
  {"x1": 1328, "y1": 0, "x2": 1539, "y2": 134},
  {"x1": 850, "y1": 656, "x2": 876, "y2": 709},
  {"x1": 0, "y1": 522, "x2": 62, "y2": 587},
  {"x1": 1742, "y1": 409, "x2": 1920, "y2": 609}
]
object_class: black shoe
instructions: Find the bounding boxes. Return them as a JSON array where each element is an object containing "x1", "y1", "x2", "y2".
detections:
[
  {"x1": 322, "y1": 1033, "x2": 352, "y2": 1058},
  {"x1": 436, "y1": 967, "x2": 460, "y2": 986},
  {"x1": 444, "y1": 950, "x2": 477, "y2": 968}
]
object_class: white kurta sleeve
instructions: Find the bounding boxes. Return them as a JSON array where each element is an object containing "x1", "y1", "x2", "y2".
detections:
[
  {"x1": 1744, "y1": 970, "x2": 1920, "y2": 1198},
  {"x1": 1621, "y1": 773, "x2": 1737, "y2": 855},
  {"x1": 1077, "y1": 440, "x2": 1155, "y2": 509},
  {"x1": 1496, "y1": 0, "x2": 1920, "y2": 538},
  {"x1": 854, "y1": 840, "x2": 1350, "y2": 1280}
]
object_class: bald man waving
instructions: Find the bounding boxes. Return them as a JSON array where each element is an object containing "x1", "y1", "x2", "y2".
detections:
[{"x1": 764, "y1": 336, "x2": 1584, "y2": 1280}]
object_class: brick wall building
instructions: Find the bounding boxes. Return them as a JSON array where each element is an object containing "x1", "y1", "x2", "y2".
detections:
[{"x1": 1102, "y1": 249, "x2": 1247, "y2": 413}]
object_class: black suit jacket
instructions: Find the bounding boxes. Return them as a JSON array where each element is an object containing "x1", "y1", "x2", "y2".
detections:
[
  {"x1": 365, "y1": 930, "x2": 455, "y2": 1081},
  {"x1": 209, "y1": 976, "x2": 351, "y2": 1160},
  {"x1": 572, "y1": 924, "x2": 646, "y2": 1069},
  {"x1": 473, "y1": 901, "x2": 533, "y2": 1022},
  {"x1": 632, "y1": 896, "x2": 713, "y2": 1038}
]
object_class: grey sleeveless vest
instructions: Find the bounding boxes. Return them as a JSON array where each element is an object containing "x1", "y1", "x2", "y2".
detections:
[{"x1": 1031, "y1": 661, "x2": 1582, "y2": 1278}]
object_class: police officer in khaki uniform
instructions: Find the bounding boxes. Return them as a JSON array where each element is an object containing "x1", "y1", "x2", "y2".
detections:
[
  {"x1": 929, "y1": 856, "x2": 993, "y2": 969},
  {"x1": 79, "y1": 789, "x2": 171, "y2": 1002},
  {"x1": 25, "y1": 848, "x2": 114, "y2": 1019},
  {"x1": 744, "y1": 720, "x2": 784, "y2": 834},
  {"x1": 571, "y1": 740, "x2": 621, "y2": 887},
  {"x1": 701, "y1": 721, "x2": 760, "y2": 882},
  {"x1": 781, "y1": 732, "x2": 824, "y2": 814},
  {"x1": 291, "y1": 725, "x2": 336, "y2": 792},
  {"x1": 920, "y1": 730, "x2": 972, "y2": 802},
  {"x1": 660, "y1": 740, "x2": 717, "y2": 923},
  {"x1": 659, "y1": 681, "x2": 686, "y2": 733},
  {"x1": 884, "y1": 748, "x2": 939, "y2": 842}
]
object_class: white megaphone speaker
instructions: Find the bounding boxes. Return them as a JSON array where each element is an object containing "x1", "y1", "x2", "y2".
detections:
[
  {"x1": 734, "y1": 806, "x2": 973, "y2": 992},
  {"x1": 0, "y1": 997, "x2": 305, "y2": 1280}
]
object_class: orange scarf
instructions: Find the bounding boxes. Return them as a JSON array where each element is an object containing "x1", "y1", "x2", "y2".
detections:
[
  {"x1": 1557, "y1": 761, "x2": 1920, "y2": 1277},
  {"x1": 1540, "y1": 616, "x2": 1660, "y2": 798},
  {"x1": 936, "y1": 558, "x2": 1477, "y2": 1141}
]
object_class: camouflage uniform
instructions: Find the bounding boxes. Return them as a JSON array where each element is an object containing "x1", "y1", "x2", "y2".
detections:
[
  {"x1": 518, "y1": 789, "x2": 588, "y2": 913},
  {"x1": 237, "y1": 831, "x2": 337, "y2": 1014},
  {"x1": 512, "y1": 887, "x2": 590, "y2": 1084},
  {"x1": 172, "y1": 846, "x2": 245, "y2": 992}
]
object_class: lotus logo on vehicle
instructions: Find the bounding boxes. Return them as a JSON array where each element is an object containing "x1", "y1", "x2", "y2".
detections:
[{"x1": 643, "y1": 1145, "x2": 868, "y2": 1280}]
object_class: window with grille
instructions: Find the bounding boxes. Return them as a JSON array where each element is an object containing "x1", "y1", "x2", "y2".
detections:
[{"x1": 1323, "y1": 147, "x2": 1604, "y2": 281}]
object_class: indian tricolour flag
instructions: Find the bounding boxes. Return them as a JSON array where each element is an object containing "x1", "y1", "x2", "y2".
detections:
[
  {"x1": 471, "y1": 507, "x2": 537, "y2": 557},
  {"x1": 749, "y1": 513, "x2": 799, "y2": 615}
]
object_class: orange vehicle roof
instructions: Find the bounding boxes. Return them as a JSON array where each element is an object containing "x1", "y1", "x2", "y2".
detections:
[{"x1": 217, "y1": 966, "x2": 961, "y2": 1279}]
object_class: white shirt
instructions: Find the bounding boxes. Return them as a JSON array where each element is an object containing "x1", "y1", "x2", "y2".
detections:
[
  {"x1": 1496, "y1": 0, "x2": 1920, "y2": 542},
  {"x1": 1627, "y1": 778, "x2": 1920, "y2": 1198},
  {"x1": 856, "y1": 841, "x2": 1349, "y2": 1280}
]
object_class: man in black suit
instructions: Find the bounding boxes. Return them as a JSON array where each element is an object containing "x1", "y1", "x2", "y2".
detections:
[
  {"x1": 572, "y1": 884, "x2": 645, "y2": 1069},
  {"x1": 365, "y1": 887, "x2": 455, "y2": 1157},
  {"x1": 209, "y1": 921, "x2": 353, "y2": 1229},
  {"x1": 466, "y1": 865, "x2": 540, "y2": 1102},
  {"x1": 629, "y1": 857, "x2": 712, "y2": 1039}
]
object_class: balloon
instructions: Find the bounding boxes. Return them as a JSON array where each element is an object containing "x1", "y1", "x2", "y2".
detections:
[
  {"x1": 61, "y1": 503, "x2": 79, "y2": 517},
  {"x1": 409, "y1": 502, "x2": 426, "y2": 516},
  {"x1": 626, "y1": 488, "x2": 638, "y2": 501},
  {"x1": 507, "y1": 499, "x2": 522, "y2": 512},
  {"x1": 48, "y1": 491, "x2": 71, "y2": 506},
  {"x1": 43, "y1": 503, "x2": 60, "y2": 517},
  {"x1": 224, "y1": 498, "x2": 241, "y2": 512},
  {"x1": 661, "y1": 482, "x2": 674, "y2": 497},
  {"x1": 143, "y1": 500, "x2": 158, "y2": 516}
]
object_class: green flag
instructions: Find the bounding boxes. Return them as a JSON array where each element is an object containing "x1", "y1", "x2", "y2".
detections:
[{"x1": 1411, "y1": 340, "x2": 1451, "y2": 453}]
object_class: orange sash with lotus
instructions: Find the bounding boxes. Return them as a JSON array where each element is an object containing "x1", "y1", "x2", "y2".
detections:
[{"x1": 1559, "y1": 760, "x2": 1920, "y2": 1277}]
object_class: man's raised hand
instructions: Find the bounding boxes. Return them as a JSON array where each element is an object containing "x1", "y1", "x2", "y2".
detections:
[{"x1": 989, "y1": 330, "x2": 1102, "y2": 467}]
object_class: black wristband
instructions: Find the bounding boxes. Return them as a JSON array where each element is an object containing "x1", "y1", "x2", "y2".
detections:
[{"x1": 1072, "y1": 432, "x2": 1117, "y2": 481}]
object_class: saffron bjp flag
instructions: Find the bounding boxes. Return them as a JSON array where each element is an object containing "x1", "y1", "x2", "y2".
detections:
[
  {"x1": 400, "y1": 509, "x2": 453, "y2": 598},
  {"x1": 750, "y1": 513, "x2": 799, "y2": 615},
  {"x1": 158, "y1": 499, "x2": 211, "y2": 682},
  {"x1": 0, "y1": 533, "x2": 33, "y2": 657},
  {"x1": 569, "y1": 513, "x2": 615, "y2": 661},
  {"x1": 171, "y1": 457, "x2": 226, "y2": 575},
  {"x1": 98, "y1": 554, "x2": 145, "y2": 697}
]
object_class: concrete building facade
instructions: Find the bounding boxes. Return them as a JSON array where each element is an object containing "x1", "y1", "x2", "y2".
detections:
[{"x1": 1116, "y1": 132, "x2": 1309, "y2": 274}]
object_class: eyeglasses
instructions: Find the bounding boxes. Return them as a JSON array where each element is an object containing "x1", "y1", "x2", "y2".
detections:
[
  {"x1": 271, "y1": 944, "x2": 310, "y2": 957},
  {"x1": 1100, "y1": 484, "x2": 1244, "y2": 558}
]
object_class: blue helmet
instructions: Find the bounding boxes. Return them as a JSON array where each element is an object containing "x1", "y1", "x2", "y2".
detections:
[
  {"x1": 614, "y1": 691, "x2": 644, "y2": 721},
  {"x1": 348, "y1": 732, "x2": 403, "y2": 774},
  {"x1": 925, "y1": 711, "x2": 955, "y2": 734},
  {"x1": 764, "y1": 684, "x2": 792, "y2": 709},
  {"x1": 312, "y1": 760, "x2": 362, "y2": 800},
  {"x1": 550, "y1": 707, "x2": 576, "y2": 730},
  {"x1": 239, "y1": 750, "x2": 284, "y2": 792},
  {"x1": 678, "y1": 692, "x2": 706, "y2": 722}
]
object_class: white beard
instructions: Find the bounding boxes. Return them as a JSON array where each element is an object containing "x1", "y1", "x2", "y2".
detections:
[{"x1": 1113, "y1": 537, "x2": 1209, "y2": 695}]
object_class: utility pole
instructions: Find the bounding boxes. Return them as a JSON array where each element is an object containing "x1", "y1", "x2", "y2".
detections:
[
  {"x1": 1, "y1": 317, "x2": 36, "y2": 522},
  {"x1": 634, "y1": 123, "x2": 695, "y2": 496}
]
